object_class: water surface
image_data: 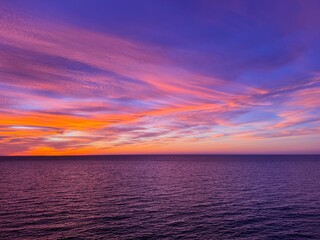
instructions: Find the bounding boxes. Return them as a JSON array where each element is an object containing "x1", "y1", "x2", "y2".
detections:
[{"x1": 1, "y1": 155, "x2": 320, "y2": 239}]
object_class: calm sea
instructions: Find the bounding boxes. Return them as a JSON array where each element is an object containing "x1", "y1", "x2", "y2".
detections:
[{"x1": 0, "y1": 155, "x2": 320, "y2": 239}]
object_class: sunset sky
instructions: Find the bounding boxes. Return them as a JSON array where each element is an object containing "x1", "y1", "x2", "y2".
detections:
[{"x1": 0, "y1": 0, "x2": 319, "y2": 155}]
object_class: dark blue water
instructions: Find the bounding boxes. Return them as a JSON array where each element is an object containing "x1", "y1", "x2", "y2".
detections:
[{"x1": 0, "y1": 155, "x2": 320, "y2": 239}]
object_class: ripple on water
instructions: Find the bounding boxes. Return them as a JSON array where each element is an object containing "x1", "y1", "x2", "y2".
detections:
[{"x1": 0, "y1": 155, "x2": 320, "y2": 240}]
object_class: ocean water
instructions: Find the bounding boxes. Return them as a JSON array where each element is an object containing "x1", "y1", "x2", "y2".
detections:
[{"x1": 0, "y1": 155, "x2": 320, "y2": 240}]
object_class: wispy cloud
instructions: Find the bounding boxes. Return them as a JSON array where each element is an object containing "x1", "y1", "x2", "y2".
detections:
[{"x1": 0, "y1": 2, "x2": 319, "y2": 155}]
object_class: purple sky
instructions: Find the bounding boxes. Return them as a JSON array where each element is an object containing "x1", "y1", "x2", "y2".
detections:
[{"x1": 0, "y1": 0, "x2": 319, "y2": 155}]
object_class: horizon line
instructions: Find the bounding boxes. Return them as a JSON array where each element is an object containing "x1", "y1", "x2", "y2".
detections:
[{"x1": 1, "y1": 153, "x2": 319, "y2": 158}]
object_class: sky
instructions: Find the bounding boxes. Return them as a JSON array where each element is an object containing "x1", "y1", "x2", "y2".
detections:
[{"x1": 0, "y1": 0, "x2": 319, "y2": 155}]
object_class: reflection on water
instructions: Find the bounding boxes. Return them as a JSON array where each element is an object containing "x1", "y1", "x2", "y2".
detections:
[{"x1": 1, "y1": 155, "x2": 320, "y2": 239}]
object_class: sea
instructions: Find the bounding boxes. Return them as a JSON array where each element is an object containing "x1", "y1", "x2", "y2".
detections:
[{"x1": 0, "y1": 155, "x2": 320, "y2": 239}]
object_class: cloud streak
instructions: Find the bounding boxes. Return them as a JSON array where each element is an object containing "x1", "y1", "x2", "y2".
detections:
[{"x1": 0, "y1": 1, "x2": 319, "y2": 155}]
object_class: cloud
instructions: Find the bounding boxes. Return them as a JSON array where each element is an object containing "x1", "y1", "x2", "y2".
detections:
[{"x1": 0, "y1": 4, "x2": 319, "y2": 155}]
